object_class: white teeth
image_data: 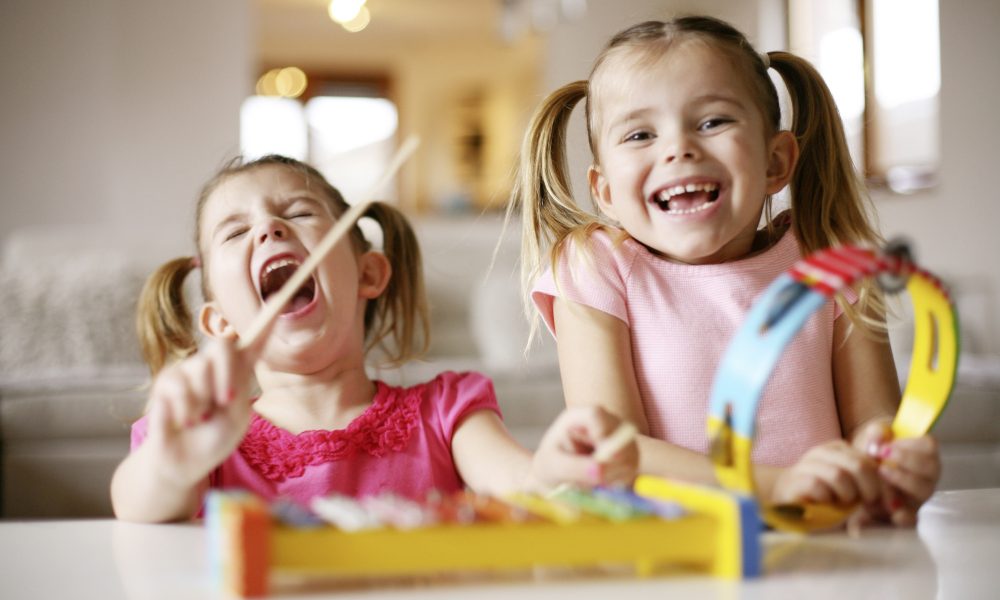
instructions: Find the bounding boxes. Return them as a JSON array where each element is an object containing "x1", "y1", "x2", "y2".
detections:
[
  {"x1": 656, "y1": 182, "x2": 719, "y2": 202},
  {"x1": 263, "y1": 257, "x2": 300, "y2": 277},
  {"x1": 665, "y1": 201, "x2": 715, "y2": 215}
]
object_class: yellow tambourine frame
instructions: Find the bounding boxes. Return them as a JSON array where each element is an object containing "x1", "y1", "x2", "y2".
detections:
[{"x1": 707, "y1": 242, "x2": 959, "y2": 531}]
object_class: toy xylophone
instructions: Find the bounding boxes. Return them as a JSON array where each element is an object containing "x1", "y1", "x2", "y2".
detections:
[
  {"x1": 708, "y1": 239, "x2": 959, "y2": 531},
  {"x1": 207, "y1": 475, "x2": 762, "y2": 597}
]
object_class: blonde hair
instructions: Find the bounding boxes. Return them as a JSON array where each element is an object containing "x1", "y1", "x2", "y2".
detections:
[
  {"x1": 135, "y1": 155, "x2": 429, "y2": 377},
  {"x1": 508, "y1": 16, "x2": 885, "y2": 340}
]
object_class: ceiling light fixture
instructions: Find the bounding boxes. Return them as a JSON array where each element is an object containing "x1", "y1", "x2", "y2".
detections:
[
  {"x1": 328, "y1": 0, "x2": 369, "y2": 31},
  {"x1": 340, "y1": 6, "x2": 370, "y2": 32}
]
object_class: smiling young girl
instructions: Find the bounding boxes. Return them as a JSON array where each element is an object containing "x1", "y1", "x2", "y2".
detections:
[
  {"x1": 110, "y1": 155, "x2": 636, "y2": 522},
  {"x1": 510, "y1": 16, "x2": 940, "y2": 525}
]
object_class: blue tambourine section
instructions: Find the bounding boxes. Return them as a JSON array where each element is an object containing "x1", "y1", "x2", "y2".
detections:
[{"x1": 708, "y1": 273, "x2": 829, "y2": 440}]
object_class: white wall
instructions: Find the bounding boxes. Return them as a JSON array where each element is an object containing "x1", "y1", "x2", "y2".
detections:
[
  {"x1": 0, "y1": 0, "x2": 251, "y2": 253},
  {"x1": 542, "y1": 0, "x2": 1000, "y2": 354},
  {"x1": 875, "y1": 0, "x2": 1000, "y2": 354}
]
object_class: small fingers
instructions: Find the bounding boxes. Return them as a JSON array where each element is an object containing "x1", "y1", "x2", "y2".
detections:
[
  {"x1": 204, "y1": 337, "x2": 243, "y2": 408},
  {"x1": 537, "y1": 407, "x2": 638, "y2": 489},
  {"x1": 177, "y1": 355, "x2": 217, "y2": 424},
  {"x1": 821, "y1": 446, "x2": 881, "y2": 505},
  {"x1": 542, "y1": 449, "x2": 606, "y2": 488},
  {"x1": 782, "y1": 473, "x2": 835, "y2": 505},
  {"x1": 597, "y1": 451, "x2": 638, "y2": 487},
  {"x1": 150, "y1": 364, "x2": 202, "y2": 430},
  {"x1": 149, "y1": 339, "x2": 252, "y2": 432},
  {"x1": 874, "y1": 436, "x2": 940, "y2": 512},
  {"x1": 573, "y1": 406, "x2": 625, "y2": 442},
  {"x1": 553, "y1": 406, "x2": 622, "y2": 455},
  {"x1": 790, "y1": 442, "x2": 878, "y2": 506},
  {"x1": 853, "y1": 417, "x2": 893, "y2": 455},
  {"x1": 879, "y1": 460, "x2": 937, "y2": 506},
  {"x1": 882, "y1": 436, "x2": 941, "y2": 480}
]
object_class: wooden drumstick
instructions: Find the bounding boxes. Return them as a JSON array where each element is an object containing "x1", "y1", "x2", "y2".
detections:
[{"x1": 593, "y1": 422, "x2": 638, "y2": 462}]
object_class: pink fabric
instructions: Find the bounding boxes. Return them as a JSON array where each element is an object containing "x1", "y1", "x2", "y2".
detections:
[
  {"x1": 532, "y1": 229, "x2": 844, "y2": 467},
  {"x1": 130, "y1": 371, "x2": 501, "y2": 507}
]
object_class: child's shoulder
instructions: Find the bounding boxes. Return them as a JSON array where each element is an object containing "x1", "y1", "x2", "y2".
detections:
[
  {"x1": 416, "y1": 370, "x2": 495, "y2": 396},
  {"x1": 378, "y1": 370, "x2": 498, "y2": 412},
  {"x1": 380, "y1": 370, "x2": 493, "y2": 393},
  {"x1": 381, "y1": 370, "x2": 501, "y2": 436},
  {"x1": 556, "y1": 225, "x2": 644, "y2": 268}
]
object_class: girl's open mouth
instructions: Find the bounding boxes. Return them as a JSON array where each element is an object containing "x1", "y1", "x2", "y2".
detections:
[
  {"x1": 651, "y1": 182, "x2": 720, "y2": 215},
  {"x1": 259, "y1": 256, "x2": 317, "y2": 315}
]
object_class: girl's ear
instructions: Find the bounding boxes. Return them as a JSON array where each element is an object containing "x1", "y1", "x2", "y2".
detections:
[
  {"x1": 357, "y1": 251, "x2": 391, "y2": 299},
  {"x1": 199, "y1": 302, "x2": 237, "y2": 340},
  {"x1": 588, "y1": 164, "x2": 619, "y2": 221},
  {"x1": 765, "y1": 130, "x2": 799, "y2": 195}
]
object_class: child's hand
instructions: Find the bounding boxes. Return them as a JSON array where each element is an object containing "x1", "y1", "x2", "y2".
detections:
[
  {"x1": 529, "y1": 406, "x2": 639, "y2": 491},
  {"x1": 144, "y1": 336, "x2": 260, "y2": 486},
  {"x1": 769, "y1": 439, "x2": 881, "y2": 509},
  {"x1": 853, "y1": 420, "x2": 941, "y2": 526},
  {"x1": 874, "y1": 435, "x2": 941, "y2": 525}
]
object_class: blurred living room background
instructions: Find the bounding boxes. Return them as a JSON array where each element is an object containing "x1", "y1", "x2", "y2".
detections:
[{"x1": 1, "y1": 0, "x2": 998, "y2": 518}]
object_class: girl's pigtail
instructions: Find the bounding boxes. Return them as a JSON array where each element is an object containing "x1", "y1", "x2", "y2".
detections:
[
  {"x1": 135, "y1": 257, "x2": 199, "y2": 377},
  {"x1": 507, "y1": 80, "x2": 592, "y2": 337},
  {"x1": 362, "y1": 202, "x2": 430, "y2": 365},
  {"x1": 768, "y1": 51, "x2": 882, "y2": 254},
  {"x1": 769, "y1": 51, "x2": 887, "y2": 332}
]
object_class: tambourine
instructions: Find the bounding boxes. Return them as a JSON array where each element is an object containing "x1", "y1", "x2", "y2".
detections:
[{"x1": 707, "y1": 240, "x2": 959, "y2": 531}]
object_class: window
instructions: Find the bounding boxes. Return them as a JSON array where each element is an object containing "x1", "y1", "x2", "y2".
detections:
[
  {"x1": 788, "y1": 0, "x2": 940, "y2": 193},
  {"x1": 240, "y1": 71, "x2": 399, "y2": 204}
]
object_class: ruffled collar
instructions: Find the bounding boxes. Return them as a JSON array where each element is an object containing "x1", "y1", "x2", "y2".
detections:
[{"x1": 237, "y1": 380, "x2": 423, "y2": 482}]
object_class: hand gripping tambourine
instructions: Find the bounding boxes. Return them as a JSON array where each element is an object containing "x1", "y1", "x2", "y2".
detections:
[{"x1": 707, "y1": 240, "x2": 959, "y2": 531}]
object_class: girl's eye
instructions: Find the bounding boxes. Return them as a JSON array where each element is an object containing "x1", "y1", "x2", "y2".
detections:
[
  {"x1": 287, "y1": 211, "x2": 314, "y2": 220},
  {"x1": 224, "y1": 227, "x2": 248, "y2": 242},
  {"x1": 699, "y1": 118, "x2": 732, "y2": 131},
  {"x1": 623, "y1": 130, "x2": 654, "y2": 143}
]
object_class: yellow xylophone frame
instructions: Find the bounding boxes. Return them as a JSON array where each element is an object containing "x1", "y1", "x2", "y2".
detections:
[{"x1": 207, "y1": 475, "x2": 762, "y2": 597}]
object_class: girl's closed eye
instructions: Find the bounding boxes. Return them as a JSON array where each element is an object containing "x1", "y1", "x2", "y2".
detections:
[
  {"x1": 284, "y1": 198, "x2": 324, "y2": 221},
  {"x1": 223, "y1": 226, "x2": 249, "y2": 242}
]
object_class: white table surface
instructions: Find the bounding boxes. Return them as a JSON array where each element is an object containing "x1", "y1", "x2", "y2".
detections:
[{"x1": 0, "y1": 488, "x2": 997, "y2": 600}]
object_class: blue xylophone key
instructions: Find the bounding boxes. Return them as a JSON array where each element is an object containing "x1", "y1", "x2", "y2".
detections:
[{"x1": 592, "y1": 487, "x2": 686, "y2": 520}]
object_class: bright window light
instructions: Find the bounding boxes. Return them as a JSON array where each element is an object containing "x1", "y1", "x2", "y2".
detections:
[
  {"x1": 819, "y1": 27, "x2": 866, "y2": 120},
  {"x1": 873, "y1": 0, "x2": 940, "y2": 108},
  {"x1": 305, "y1": 97, "x2": 398, "y2": 154},
  {"x1": 239, "y1": 96, "x2": 308, "y2": 160}
]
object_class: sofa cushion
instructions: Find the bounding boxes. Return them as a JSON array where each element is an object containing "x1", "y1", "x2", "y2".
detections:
[{"x1": 0, "y1": 227, "x2": 167, "y2": 388}]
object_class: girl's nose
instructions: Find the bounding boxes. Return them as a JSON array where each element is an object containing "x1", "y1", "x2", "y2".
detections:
[
  {"x1": 256, "y1": 219, "x2": 287, "y2": 245},
  {"x1": 663, "y1": 137, "x2": 699, "y2": 163}
]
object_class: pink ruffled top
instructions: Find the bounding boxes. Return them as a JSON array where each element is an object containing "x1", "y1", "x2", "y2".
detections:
[{"x1": 130, "y1": 371, "x2": 501, "y2": 507}]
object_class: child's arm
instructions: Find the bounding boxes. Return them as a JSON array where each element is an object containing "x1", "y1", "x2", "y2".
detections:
[
  {"x1": 450, "y1": 406, "x2": 637, "y2": 496},
  {"x1": 831, "y1": 313, "x2": 901, "y2": 441},
  {"x1": 110, "y1": 338, "x2": 257, "y2": 522},
  {"x1": 551, "y1": 298, "x2": 724, "y2": 485},
  {"x1": 832, "y1": 313, "x2": 940, "y2": 525}
]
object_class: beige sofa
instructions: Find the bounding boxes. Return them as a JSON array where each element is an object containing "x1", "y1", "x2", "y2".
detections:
[{"x1": 1, "y1": 216, "x2": 997, "y2": 518}]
